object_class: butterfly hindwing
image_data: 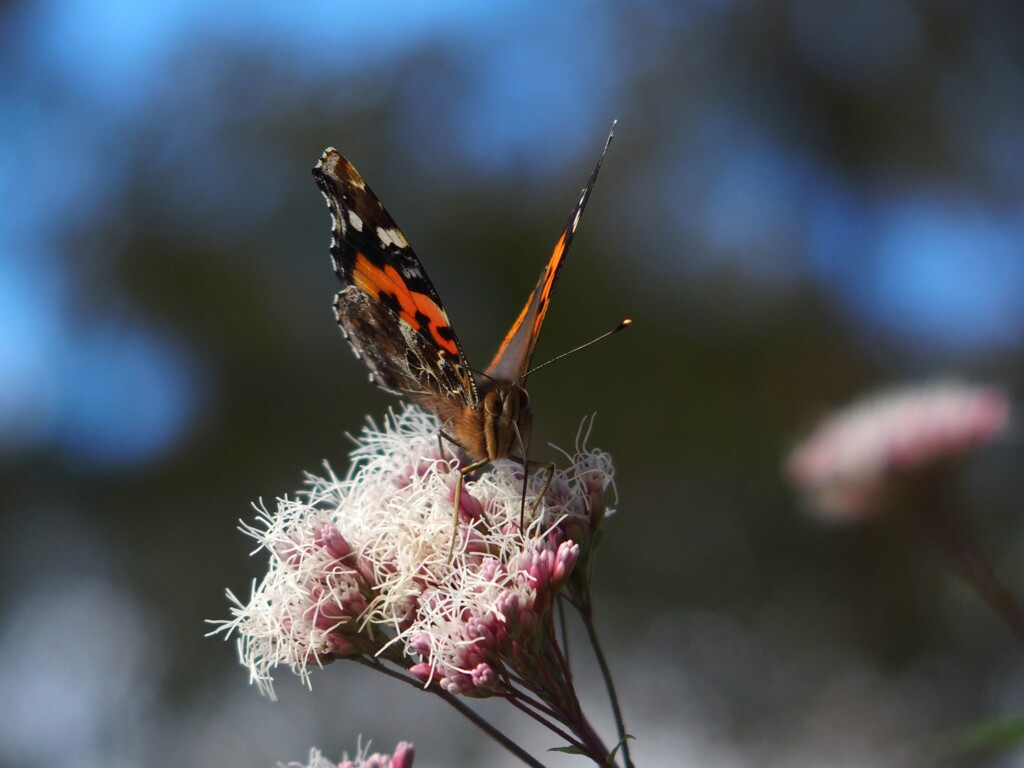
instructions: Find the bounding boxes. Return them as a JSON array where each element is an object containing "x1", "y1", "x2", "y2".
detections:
[{"x1": 313, "y1": 149, "x2": 478, "y2": 406}]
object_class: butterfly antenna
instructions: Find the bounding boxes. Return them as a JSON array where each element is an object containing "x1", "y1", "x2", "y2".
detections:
[
  {"x1": 472, "y1": 369, "x2": 498, "y2": 387},
  {"x1": 521, "y1": 318, "x2": 632, "y2": 383}
]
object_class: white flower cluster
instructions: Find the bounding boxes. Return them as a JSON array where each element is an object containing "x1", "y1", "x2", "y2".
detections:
[{"x1": 218, "y1": 404, "x2": 615, "y2": 698}]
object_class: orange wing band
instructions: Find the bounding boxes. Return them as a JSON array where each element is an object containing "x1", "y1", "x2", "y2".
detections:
[
  {"x1": 352, "y1": 253, "x2": 459, "y2": 356},
  {"x1": 532, "y1": 231, "x2": 567, "y2": 337}
]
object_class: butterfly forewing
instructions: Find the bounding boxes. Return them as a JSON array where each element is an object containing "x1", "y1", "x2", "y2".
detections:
[
  {"x1": 313, "y1": 149, "x2": 478, "y2": 407},
  {"x1": 484, "y1": 123, "x2": 615, "y2": 386}
]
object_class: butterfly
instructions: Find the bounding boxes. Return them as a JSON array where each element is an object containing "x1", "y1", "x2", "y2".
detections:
[{"x1": 312, "y1": 124, "x2": 616, "y2": 543}]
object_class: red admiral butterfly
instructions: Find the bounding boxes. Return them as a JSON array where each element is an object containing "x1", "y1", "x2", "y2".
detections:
[{"x1": 313, "y1": 125, "x2": 615, "y2": 543}]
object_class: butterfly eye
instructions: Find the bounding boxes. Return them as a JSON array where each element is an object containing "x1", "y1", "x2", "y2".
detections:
[
  {"x1": 505, "y1": 387, "x2": 528, "y2": 416},
  {"x1": 484, "y1": 389, "x2": 503, "y2": 417}
]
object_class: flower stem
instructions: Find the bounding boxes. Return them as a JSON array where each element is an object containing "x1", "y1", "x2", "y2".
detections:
[
  {"x1": 501, "y1": 677, "x2": 564, "y2": 722},
  {"x1": 558, "y1": 596, "x2": 573, "y2": 669},
  {"x1": 542, "y1": 634, "x2": 616, "y2": 766},
  {"x1": 921, "y1": 508, "x2": 1024, "y2": 646},
  {"x1": 506, "y1": 662, "x2": 613, "y2": 764},
  {"x1": 577, "y1": 603, "x2": 634, "y2": 768},
  {"x1": 437, "y1": 692, "x2": 548, "y2": 768},
  {"x1": 504, "y1": 691, "x2": 591, "y2": 754},
  {"x1": 354, "y1": 657, "x2": 546, "y2": 768}
]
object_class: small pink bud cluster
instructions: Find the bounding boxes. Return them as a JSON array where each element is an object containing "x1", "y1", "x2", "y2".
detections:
[
  {"x1": 408, "y1": 540, "x2": 581, "y2": 696},
  {"x1": 787, "y1": 382, "x2": 1010, "y2": 520},
  {"x1": 283, "y1": 742, "x2": 414, "y2": 768},
  {"x1": 223, "y1": 506, "x2": 388, "y2": 693},
  {"x1": 339, "y1": 741, "x2": 414, "y2": 768}
]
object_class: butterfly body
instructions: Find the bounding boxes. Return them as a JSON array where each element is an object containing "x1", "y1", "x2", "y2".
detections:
[{"x1": 313, "y1": 127, "x2": 613, "y2": 472}]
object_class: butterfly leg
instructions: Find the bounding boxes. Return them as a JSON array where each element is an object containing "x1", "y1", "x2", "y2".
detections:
[
  {"x1": 450, "y1": 456, "x2": 490, "y2": 561},
  {"x1": 437, "y1": 430, "x2": 457, "y2": 465},
  {"x1": 435, "y1": 429, "x2": 481, "y2": 560},
  {"x1": 519, "y1": 460, "x2": 556, "y2": 535}
]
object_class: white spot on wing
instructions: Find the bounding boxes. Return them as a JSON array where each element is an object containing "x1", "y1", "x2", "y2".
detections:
[
  {"x1": 348, "y1": 211, "x2": 364, "y2": 231},
  {"x1": 377, "y1": 227, "x2": 410, "y2": 249}
]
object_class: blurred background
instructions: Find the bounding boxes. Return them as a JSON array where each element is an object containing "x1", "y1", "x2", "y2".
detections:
[{"x1": 2, "y1": 1, "x2": 1024, "y2": 766}]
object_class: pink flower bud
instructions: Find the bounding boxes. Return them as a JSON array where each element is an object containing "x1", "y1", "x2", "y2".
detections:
[
  {"x1": 462, "y1": 526, "x2": 489, "y2": 554},
  {"x1": 324, "y1": 632, "x2": 361, "y2": 658},
  {"x1": 390, "y1": 742, "x2": 415, "y2": 768},
  {"x1": 478, "y1": 558, "x2": 501, "y2": 581},
  {"x1": 442, "y1": 670, "x2": 473, "y2": 695},
  {"x1": 341, "y1": 589, "x2": 368, "y2": 616},
  {"x1": 320, "y1": 523, "x2": 353, "y2": 559},
  {"x1": 272, "y1": 537, "x2": 303, "y2": 568},
  {"x1": 470, "y1": 661, "x2": 498, "y2": 690},
  {"x1": 552, "y1": 541, "x2": 579, "y2": 586},
  {"x1": 309, "y1": 599, "x2": 345, "y2": 629},
  {"x1": 495, "y1": 592, "x2": 521, "y2": 625},
  {"x1": 408, "y1": 662, "x2": 434, "y2": 683},
  {"x1": 451, "y1": 485, "x2": 484, "y2": 522},
  {"x1": 408, "y1": 631, "x2": 432, "y2": 658},
  {"x1": 465, "y1": 616, "x2": 497, "y2": 647},
  {"x1": 357, "y1": 555, "x2": 378, "y2": 585}
]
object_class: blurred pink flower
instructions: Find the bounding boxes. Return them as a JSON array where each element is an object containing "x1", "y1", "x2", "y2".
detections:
[{"x1": 786, "y1": 382, "x2": 1010, "y2": 520}]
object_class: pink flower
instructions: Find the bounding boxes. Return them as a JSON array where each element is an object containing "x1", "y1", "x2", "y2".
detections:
[
  {"x1": 215, "y1": 405, "x2": 615, "y2": 699},
  {"x1": 283, "y1": 742, "x2": 414, "y2": 768},
  {"x1": 787, "y1": 382, "x2": 1010, "y2": 520},
  {"x1": 338, "y1": 741, "x2": 414, "y2": 768},
  {"x1": 216, "y1": 407, "x2": 629, "y2": 766}
]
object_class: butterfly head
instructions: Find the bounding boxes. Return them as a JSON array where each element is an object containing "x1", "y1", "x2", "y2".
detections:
[{"x1": 478, "y1": 382, "x2": 533, "y2": 463}]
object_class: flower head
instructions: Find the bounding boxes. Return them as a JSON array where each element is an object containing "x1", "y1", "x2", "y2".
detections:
[
  {"x1": 281, "y1": 742, "x2": 414, "y2": 768},
  {"x1": 786, "y1": 381, "x2": 1010, "y2": 520},
  {"x1": 216, "y1": 404, "x2": 615, "y2": 699}
]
